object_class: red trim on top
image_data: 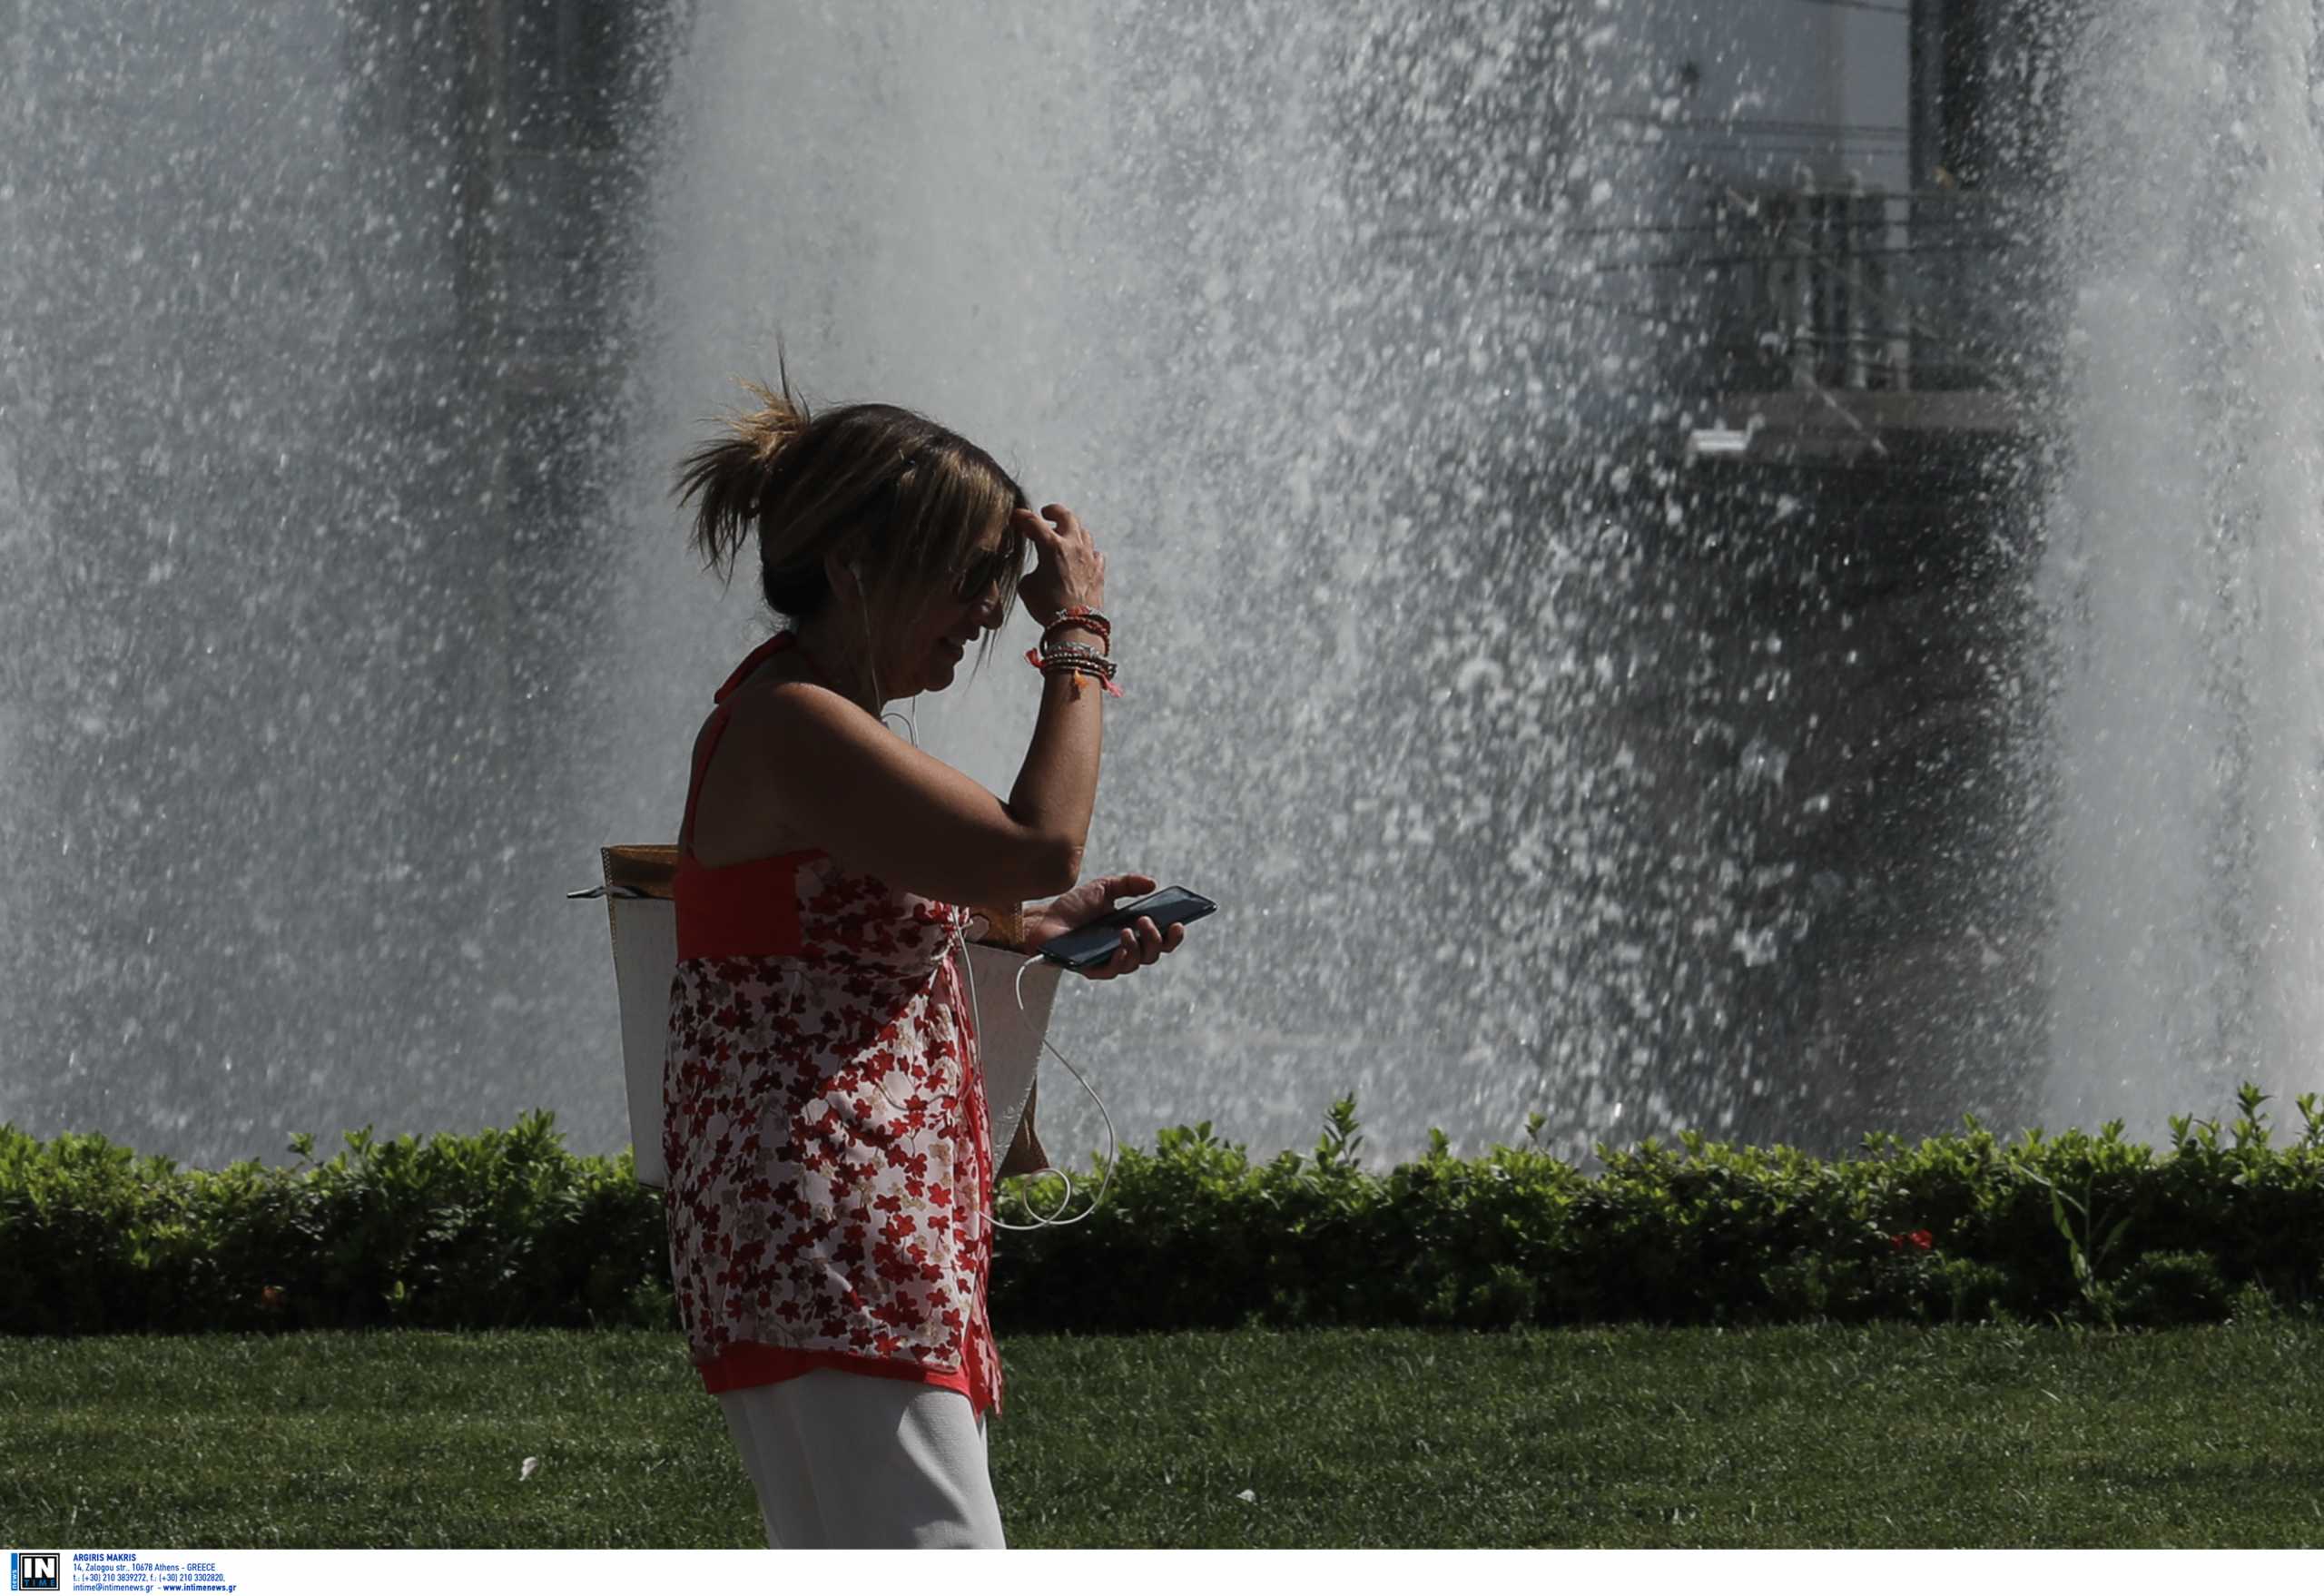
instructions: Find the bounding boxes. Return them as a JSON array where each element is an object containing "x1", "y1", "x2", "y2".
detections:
[
  {"x1": 698, "y1": 1341, "x2": 983, "y2": 1414},
  {"x1": 675, "y1": 853, "x2": 818, "y2": 961},
  {"x1": 714, "y1": 629, "x2": 808, "y2": 704}
]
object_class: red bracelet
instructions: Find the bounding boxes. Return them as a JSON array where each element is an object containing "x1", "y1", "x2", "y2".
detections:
[{"x1": 1028, "y1": 652, "x2": 1123, "y2": 698}]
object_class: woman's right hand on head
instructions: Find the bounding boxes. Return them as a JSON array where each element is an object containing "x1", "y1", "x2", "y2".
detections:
[{"x1": 1014, "y1": 503, "x2": 1106, "y2": 624}]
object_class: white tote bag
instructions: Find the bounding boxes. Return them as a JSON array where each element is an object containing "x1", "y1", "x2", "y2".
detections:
[{"x1": 572, "y1": 844, "x2": 1059, "y2": 1188}]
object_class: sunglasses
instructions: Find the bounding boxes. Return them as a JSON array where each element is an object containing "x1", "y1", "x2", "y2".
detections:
[{"x1": 949, "y1": 541, "x2": 1029, "y2": 602}]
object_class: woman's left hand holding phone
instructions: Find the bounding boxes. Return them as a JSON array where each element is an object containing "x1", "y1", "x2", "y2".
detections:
[{"x1": 1023, "y1": 872, "x2": 1187, "y2": 980}]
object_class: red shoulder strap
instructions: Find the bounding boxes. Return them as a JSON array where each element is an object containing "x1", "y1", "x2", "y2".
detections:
[
  {"x1": 714, "y1": 630, "x2": 798, "y2": 704},
  {"x1": 682, "y1": 632, "x2": 798, "y2": 861}
]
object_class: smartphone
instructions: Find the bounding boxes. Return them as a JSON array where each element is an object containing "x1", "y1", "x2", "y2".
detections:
[{"x1": 1037, "y1": 885, "x2": 1217, "y2": 971}]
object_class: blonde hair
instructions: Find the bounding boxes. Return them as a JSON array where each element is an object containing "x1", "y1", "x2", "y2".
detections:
[{"x1": 675, "y1": 359, "x2": 1033, "y2": 702}]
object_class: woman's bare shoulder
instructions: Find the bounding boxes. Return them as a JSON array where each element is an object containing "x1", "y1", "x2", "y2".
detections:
[{"x1": 689, "y1": 663, "x2": 836, "y2": 864}]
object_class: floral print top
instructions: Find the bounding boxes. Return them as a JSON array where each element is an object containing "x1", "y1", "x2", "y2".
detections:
[{"x1": 662, "y1": 630, "x2": 1001, "y2": 1419}]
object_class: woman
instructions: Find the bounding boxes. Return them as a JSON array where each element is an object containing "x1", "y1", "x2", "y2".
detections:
[{"x1": 662, "y1": 373, "x2": 1185, "y2": 1550}]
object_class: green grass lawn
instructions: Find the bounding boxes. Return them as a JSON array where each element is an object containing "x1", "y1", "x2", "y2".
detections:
[{"x1": 5, "y1": 1321, "x2": 2321, "y2": 1548}]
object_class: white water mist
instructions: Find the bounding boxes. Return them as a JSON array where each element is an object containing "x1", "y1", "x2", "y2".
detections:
[{"x1": 2046, "y1": 0, "x2": 2324, "y2": 1136}]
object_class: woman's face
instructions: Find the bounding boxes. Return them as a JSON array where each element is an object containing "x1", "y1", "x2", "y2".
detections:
[{"x1": 886, "y1": 523, "x2": 1016, "y2": 698}]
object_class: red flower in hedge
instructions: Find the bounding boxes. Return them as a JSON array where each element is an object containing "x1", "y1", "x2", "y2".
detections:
[{"x1": 1888, "y1": 1229, "x2": 1935, "y2": 1252}]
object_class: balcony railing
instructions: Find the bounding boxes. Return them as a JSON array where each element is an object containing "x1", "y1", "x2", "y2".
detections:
[{"x1": 1681, "y1": 187, "x2": 2040, "y2": 398}]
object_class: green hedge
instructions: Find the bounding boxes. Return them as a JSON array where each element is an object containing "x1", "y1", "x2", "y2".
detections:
[
  {"x1": 5, "y1": 1089, "x2": 2321, "y2": 1337},
  {"x1": 0, "y1": 1113, "x2": 668, "y2": 1336}
]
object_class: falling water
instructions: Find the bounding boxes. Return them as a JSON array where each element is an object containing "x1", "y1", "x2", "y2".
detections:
[
  {"x1": 3, "y1": 0, "x2": 1707, "y2": 1171},
  {"x1": 0, "y1": 2, "x2": 681, "y2": 1163},
  {"x1": 2045, "y1": 0, "x2": 2324, "y2": 1136},
  {"x1": 13, "y1": 1, "x2": 2315, "y2": 1175},
  {"x1": 603, "y1": 0, "x2": 1707, "y2": 1168}
]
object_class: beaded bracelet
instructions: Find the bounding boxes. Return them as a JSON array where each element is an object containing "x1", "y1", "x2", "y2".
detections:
[
  {"x1": 1031, "y1": 649, "x2": 1123, "y2": 697},
  {"x1": 1044, "y1": 658, "x2": 1114, "y2": 683},
  {"x1": 1032, "y1": 636, "x2": 1115, "y2": 670},
  {"x1": 1035, "y1": 634, "x2": 1114, "y2": 663},
  {"x1": 1044, "y1": 659, "x2": 1123, "y2": 698},
  {"x1": 1042, "y1": 655, "x2": 1114, "y2": 678},
  {"x1": 1026, "y1": 645, "x2": 1116, "y2": 679}
]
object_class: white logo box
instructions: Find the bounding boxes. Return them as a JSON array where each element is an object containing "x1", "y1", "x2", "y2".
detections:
[{"x1": 573, "y1": 845, "x2": 1057, "y2": 1188}]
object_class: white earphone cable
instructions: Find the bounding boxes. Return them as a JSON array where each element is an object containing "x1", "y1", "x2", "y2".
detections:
[{"x1": 949, "y1": 925, "x2": 1118, "y2": 1233}]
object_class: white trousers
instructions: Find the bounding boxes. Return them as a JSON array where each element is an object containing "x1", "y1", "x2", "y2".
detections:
[{"x1": 715, "y1": 1369, "x2": 1007, "y2": 1549}]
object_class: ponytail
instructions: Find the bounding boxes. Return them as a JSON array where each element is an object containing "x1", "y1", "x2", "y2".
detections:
[{"x1": 675, "y1": 367, "x2": 812, "y2": 591}]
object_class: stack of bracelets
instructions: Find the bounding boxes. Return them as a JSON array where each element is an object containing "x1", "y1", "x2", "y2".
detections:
[{"x1": 1024, "y1": 604, "x2": 1121, "y2": 698}]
